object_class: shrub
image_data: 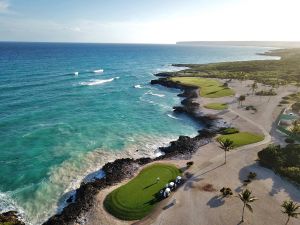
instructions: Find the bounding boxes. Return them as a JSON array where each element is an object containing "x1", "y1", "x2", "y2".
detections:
[
  {"x1": 245, "y1": 105, "x2": 257, "y2": 111},
  {"x1": 285, "y1": 138, "x2": 295, "y2": 144},
  {"x1": 186, "y1": 161, "x2": 194, "y2": 167},
  {"x1": 280, "y1": 100, "x2": 290, "y2": 104},
  {"x1": 248, "y1": 172, "x2": 257, "y2": 180},
  {"x1": 220, "y1": 187, "x2": 233, "y2": 197},
  {"x1": 220, "y1": 127, "x2": 239, "y2": 135},
  {"x1": 256, "y1": 89, "x2": 277, "y2": 96},
  {"x1": 292, "y1": 102, "x2": 300, "y2": 112},
  {"x1": 279, "y1": 167, "x2": 300, "y2": 184},
  {"x1": 258, "y1": 144, "x2": 300, "y2": 184}
]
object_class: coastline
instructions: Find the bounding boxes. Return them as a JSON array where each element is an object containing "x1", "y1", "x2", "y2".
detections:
[
  {"x1": 4, "y1": 47, "x2": 299, "y2": 225},
  {"x1": 42, "y1": 72, "x2": 222, "y2": 225}
]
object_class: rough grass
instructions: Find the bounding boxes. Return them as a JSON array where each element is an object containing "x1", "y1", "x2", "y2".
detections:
[
  {"x1": 171, "y1": 49, "x2": 300, "y2": 86},
  {"x1": 104, "y1": 163, "x2": 181, "y2": 220},
  {"x1": 217, "y1": 132, "x2": 264, "y2": 148},
  {"x1": 204, "y1": 103, "x2": 228, "y2": 110},
  {"x1": 170, "y1": 77, "x2": 234, "y2": 98}
]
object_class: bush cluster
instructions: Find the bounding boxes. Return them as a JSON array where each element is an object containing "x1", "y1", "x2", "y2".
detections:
[
  {"x1": 220, "y1": 127, "x2": 239, "y2": 135},
  {"x1": 256, "y1": 89, "x2": 277, "y2": 96},
  {"x1": 258, "y1": 144, "x2": 300, "y2": 184}
]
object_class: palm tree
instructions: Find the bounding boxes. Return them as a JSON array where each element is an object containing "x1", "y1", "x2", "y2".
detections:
[
  {"x1": 217, "y1": 138, "x2": 234, "y2": 164},
  {"x1": 238, "y1": 189, "x2": 258, "y2": 222},
  {"x1": 281, "y1": 200, "x2": 300, "y2": 225},
  {"x1": 238, "y1": 95, "x2": 246, "y2": 106},
  {"x1": 250, "y1": 82, "x2": 258, "y2": 95}
]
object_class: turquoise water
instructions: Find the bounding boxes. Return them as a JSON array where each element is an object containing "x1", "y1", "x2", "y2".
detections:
[{"x1": 0, "y1": 43, "x2": 276, "y2": 224}]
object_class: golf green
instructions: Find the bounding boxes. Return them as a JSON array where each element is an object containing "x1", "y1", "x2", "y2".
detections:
[{"x1": 104, "y1": 163, "x2": 181, "y2": 220}]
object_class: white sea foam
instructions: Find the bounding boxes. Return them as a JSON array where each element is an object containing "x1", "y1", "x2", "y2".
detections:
[
  {"x1": 167, "y1": 114, "x2": 180, "y2": 120},
  {"x1": 146, "y1": 90, "x2": 165, "y2": 98},
  {"x1": 74, "y1": 72, "x2": 79, "y2": 76},
  {"x1": 79, "y1": 77, "x2": 116, "y2": 86},
  {"x1": 0, "y1": 192, "x2": 26, "y2": 224},
  {"x1": 134, "y1": 84, "x2": 143, "y2": 89},
  {"x1": 139, "y1": 96, "x2": 170, "y2": 110},
  {"x1": 93, "y1": 69, "x2": 104, "y2": 73}
]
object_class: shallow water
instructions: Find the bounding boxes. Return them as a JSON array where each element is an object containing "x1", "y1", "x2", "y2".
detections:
[{"x1": 0, "y1": 43, "x2": 276, "y2": 224}]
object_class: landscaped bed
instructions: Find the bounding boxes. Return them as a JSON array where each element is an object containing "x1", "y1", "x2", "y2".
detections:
[
  {"x1": 104, "y1": 163, "x2": 181, "y2": 220},
  {"x1": 217, "y1": 132, "x2": 264, "y2": 148},
  {"x1": 170, "y1": 77, "x2": 234, "y2": 98}
]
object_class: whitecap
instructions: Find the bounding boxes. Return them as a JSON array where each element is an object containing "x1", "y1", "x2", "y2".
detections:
[
  {"x1": 93, "y1": 69, "x2": 104, "y2": 73},
  {"x1": 0, "y1": 192, "x2": 26, "y2": 223},
  {"x1": 134, "y1": 84, "x2": 143, "y2": 89},
  {"x1": 79, "y1": 77, "x2": 116, "y2": 86},
  {"x1": 167, "y1": 114, "x2": 180, "y2": 120},
  {"x1": 146, "y1": 90, "x2": 165, "y2": 98},
  {"x1": 74, "y1": 72, "x2": 79, "y2": 76}
]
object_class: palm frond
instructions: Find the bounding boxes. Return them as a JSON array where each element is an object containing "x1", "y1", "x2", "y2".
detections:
[{"x1": 246, "y1": 203, "x2": 253, "y2": 213}]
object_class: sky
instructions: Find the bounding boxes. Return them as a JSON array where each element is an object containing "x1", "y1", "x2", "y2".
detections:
[{"x1": 0, "y1": 0, "x2": 300, "y2": 43}]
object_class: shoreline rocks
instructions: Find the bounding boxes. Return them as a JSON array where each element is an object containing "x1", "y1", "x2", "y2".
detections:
[
  {"x1": 41, "y1": 73, "x2": 221, "y2": 225},
  {"x1": 0, "y1": 211, "x2": 25, "y2": 225}
]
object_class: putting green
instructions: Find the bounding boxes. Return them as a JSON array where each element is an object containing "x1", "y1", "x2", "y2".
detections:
[{"x1": 104, "y1": 163, "x2": 181, "y2": 220}]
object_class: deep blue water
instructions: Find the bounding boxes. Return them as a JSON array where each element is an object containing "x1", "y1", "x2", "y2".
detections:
[{"x1": 0, "y1": 42, "x2": 276, "y2": 224}]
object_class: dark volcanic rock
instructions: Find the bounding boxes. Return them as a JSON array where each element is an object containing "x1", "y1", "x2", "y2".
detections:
[
  {"x1": 0, "y1": 211, "x2": 25, "y2": 225},
  {"x1": 158, "y1": 134, "x2": 211, "y2": 159},
  {"x1": 43, "y1": 73, "x2": 220, "y2": 225},
  {"x1": 43, "y1": 157, "x2": 154, "y2": 225}
]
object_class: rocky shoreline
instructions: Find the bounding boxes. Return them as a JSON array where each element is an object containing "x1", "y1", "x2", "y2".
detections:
[{"x1": 1, "y1": 72, "x2": 224, "y2": 225}]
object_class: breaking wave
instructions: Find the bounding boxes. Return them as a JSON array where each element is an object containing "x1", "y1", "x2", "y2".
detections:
[{"x1": 79, "y1": 77, "x2": 118, "y2": 86}]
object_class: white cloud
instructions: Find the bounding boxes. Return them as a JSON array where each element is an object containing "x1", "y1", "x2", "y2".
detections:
[
  {"x1": 69, "y1": 27, "x2": 81, "y2": 32},
  {"x1": 0, "y1": 0, "x2": 9, "y2": 13},
  {"x1": 0, "y1": 0, "x2": 300, "y2": 43}
]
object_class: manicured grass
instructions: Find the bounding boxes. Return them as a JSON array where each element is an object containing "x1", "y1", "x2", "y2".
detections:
[
  {"x1": 217, "y1": 132, "x2": 264, "y2": 148},
  {"x1": 204, "y1": 103, "x2": 228, "y2": 110},
  {"x1": 104, "y1": 163, "x2": 181, "y2": 220},
  {"x1": 170, "y1": 77, "x2": 234, "y2": 98}
]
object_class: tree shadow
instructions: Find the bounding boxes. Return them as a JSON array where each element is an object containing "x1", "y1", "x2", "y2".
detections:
[
  {"x1": 237, "y1": 161, "x2": 300, "y2": 202},
  {"x1": 183, "y1": 173, "x2": 204, "y2": 191},
  {"x1": 206, "y1": 195, "x2": 225, "y2": 208},
  {"x1": 143, "y1": 181, "x2": 158, "y2": 189},
  {"x1": 162, "y1": 199, "x2": 177, "y2": 210}
]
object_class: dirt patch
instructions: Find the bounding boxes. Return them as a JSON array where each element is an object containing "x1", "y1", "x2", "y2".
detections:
[{"x1": 198, "y1": 183, "x2": 217, "y2": 192}]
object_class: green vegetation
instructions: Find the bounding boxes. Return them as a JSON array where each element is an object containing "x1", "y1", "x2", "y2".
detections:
[
  {"x1": 281, "y1": 200, "x2": 300, "y2": 225},
  {"x1": 238, "y1": 189, "x2": 258, "y2": 222},
  {"x1": 220, "y1": 127, "x2": 239, "y2": 135},
  {"x1": 258, "y1": 144, "x2": 300, "y2": 184},
  {"x1": 171, "y1": 49, "x2": 300, "y2": 86},
  {"x1": 104, "y1": 163, "x2": 181, "y2": 220},
  {"x1": 256, "y1": 89, "x2": 277, "y2": 96},
  {"x1": 217, "y1": 132, "x2": 264, "y2": 148},
  {"x1": 170, "y1": 77, "x2": 234, "y2": 98},
  {"x1": 204, "y1": 103, "x2": 228, "y2": 110},
  {"x1": 217, "y1": 138, "x2": 234, "y2": 164}
]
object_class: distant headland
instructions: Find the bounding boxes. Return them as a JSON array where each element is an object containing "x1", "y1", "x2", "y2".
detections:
[{"x1": 176, "y1": 41, "x2": 300, "y2": 48}]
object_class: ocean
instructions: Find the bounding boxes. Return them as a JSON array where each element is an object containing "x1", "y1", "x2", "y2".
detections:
[{"x1": 0, "y1": 42, "x2": 276, "y2": 224}]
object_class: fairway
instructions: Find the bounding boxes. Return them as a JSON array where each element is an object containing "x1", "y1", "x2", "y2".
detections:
[
  {"x1": 104, "y1": 163, "x2": 181, "y2": 220},
  {"x1": 217, "y1": 132, "x2": 264, "y2": 148},
  {"x1": 204, "y1": 103, "x2": 228, "y2": 110},
  {"x1": 170, "y1": 77, "x2": 234, "y2": 98}
]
